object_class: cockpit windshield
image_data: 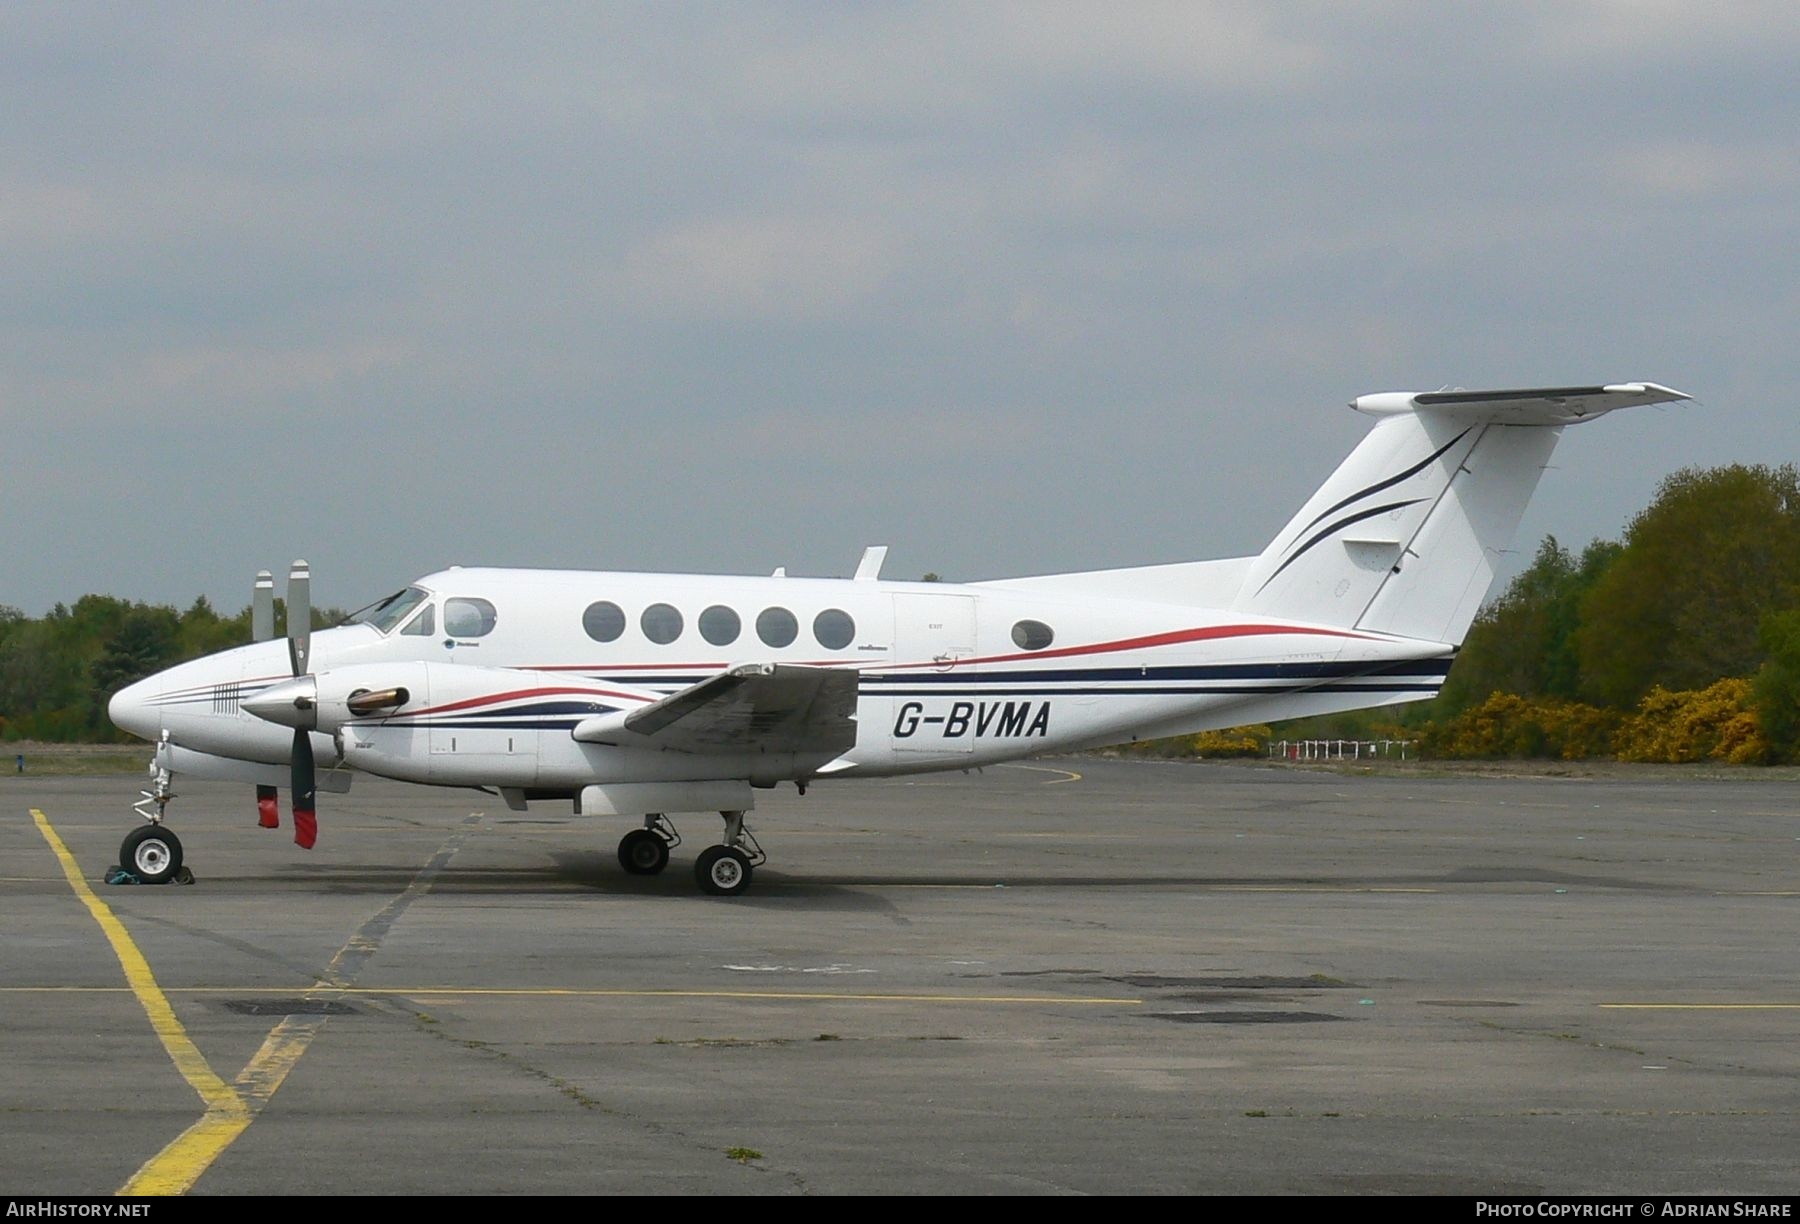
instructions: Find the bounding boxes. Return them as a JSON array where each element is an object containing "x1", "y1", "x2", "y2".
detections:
[{"x1": 343, "y1": 586, "x2": 431, "y2": 634}]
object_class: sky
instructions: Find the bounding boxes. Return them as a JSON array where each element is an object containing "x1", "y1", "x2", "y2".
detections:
[{"x1": 4, "y1": 3, "x2": 1798, "y2": 616}]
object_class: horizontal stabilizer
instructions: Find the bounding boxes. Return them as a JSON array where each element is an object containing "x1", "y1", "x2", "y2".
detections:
[
  {"x1": 1237, "y1": 379, "x2": 1688, "y2": 643},
  {"x1": 1352, "y1": 382, "x2": 1689, "y2": 425}
]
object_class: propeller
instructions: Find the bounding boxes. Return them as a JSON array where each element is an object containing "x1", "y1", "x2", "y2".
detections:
[
  {"x1": 252, "y1": 570, "x2": 280, "y2": 830},
  {"x1": 286, "y1": 561, "x2": 318, "y2": 850}
]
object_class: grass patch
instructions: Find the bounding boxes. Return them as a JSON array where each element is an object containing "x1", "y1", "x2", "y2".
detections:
[{"x1": 0, "y1": 743, "x2": 147, "y2": 777}]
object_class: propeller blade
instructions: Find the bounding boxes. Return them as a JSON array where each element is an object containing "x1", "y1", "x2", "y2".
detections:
[
  {"x1": 292, "y1": 728, "x2": 317, "y2": 849},
  {"x1": 252, "y1": 571, "x2": 275, "y2": 643},
  {"x1": 253, "y1": 571, "x2": 279, "y2": 826},
  {"x1": 283, "y1": 560, "x2": 316, "y2": 847},
  {"x1": 286, "y1": 565, "x2": 311, "y2": 680},
  {"x1": 287, "y1": 560, "x2": 311, "y2": 676}
]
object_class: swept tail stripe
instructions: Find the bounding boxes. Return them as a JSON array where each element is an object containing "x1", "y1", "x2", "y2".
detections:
[
  {"x1": 1294, "y1": 427, "x2": 1470, "y2": 536},
  {"x1": 1257, "y1": 498, "x2": 1426, "y2": 594}
]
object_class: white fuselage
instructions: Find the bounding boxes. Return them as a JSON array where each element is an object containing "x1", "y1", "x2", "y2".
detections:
[{"x1": 111, "y1": 566, "x2": 1452, "y2": 797}]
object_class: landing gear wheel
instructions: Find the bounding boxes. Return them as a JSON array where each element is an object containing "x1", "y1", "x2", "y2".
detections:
[
  {"x1": 695, "y1": 845, "x2": 753, "y2": 897},
  {"x1": 120, "y1": 825, "x2": 183, "y2": 884},
  {"x1": 618, "y1": 828, "x2": 671, "y2": 875}
]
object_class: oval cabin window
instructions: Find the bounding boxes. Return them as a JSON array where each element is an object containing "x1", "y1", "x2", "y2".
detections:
[
  {"x1": 756, "y1": 607, "x2": 798, "y2": 648},
  {"x1": 641, "y1": 603, "x2": 684, "y2": 645},
  {"x1": 813, "y1": 608, "x2": 855, "y2": 650},
  {"x1": 582, "y1": 601, "x2": 626, "y2": 643},
  {"x1": 699, "y1": 605, "x2": 741, "y2": 646}
]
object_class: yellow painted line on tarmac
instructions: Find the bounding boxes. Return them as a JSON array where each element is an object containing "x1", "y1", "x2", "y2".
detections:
[
  {"x1": 28, "y1": 810, "x2": 253, "y2": 1196},
  {"x1": 1210, "y1": 885, "x2": 1439, "y2": 894},
  {"x1": 992, "y1": 832, "x2": 1145, "y2": 840},
  {"x1": 999, "y1": 763, "x2": 1083, "y2": 784},
  {"x1": 28, "y1": 807, "x2": 481, "y2": 1195},
  {"x1": 126, "y1": 813, "x2": 479, "y2": 1195},
  {"x1": 0, "y1": 984, "x2": 1139, "y2": 1006},
  {"x1": 873, "y1": 882, "x2": 1440, "y2": 893},
  {"x1": 350, "y1": 987, "x2": 1141, "y2": 1005},
  {"x1": 1598, "y1": 1004, "x2": 1800, "y2": 1011},
  {"x1": 883, "y1": 882, "x2": 1037, "y2": 889}
]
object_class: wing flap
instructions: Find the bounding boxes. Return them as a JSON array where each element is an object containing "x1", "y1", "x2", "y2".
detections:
[{"x1": 572, "y1": 663, "x2": 858, "y2": 756}]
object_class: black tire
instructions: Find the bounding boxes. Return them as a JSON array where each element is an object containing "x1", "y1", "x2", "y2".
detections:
[
  {"x1": 618, "y1": 828, "x2": 671, "y2": 876},
  {"x1": 695, "y1": 845, "x2": 753, "y2": 897},
  {"x1": 120, "y1": 825, "x2": 183, "y2": 884}
]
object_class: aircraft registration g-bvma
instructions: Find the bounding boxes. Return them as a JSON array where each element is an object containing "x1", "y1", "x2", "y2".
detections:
[{"x1": 109, "y1": 382, "x2": 1687, "y2": 895}]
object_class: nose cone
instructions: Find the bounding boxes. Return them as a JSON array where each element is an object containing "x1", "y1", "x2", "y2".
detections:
[
  {"x1": 108, "y1": 674, "x2": 164, "y2": 742},
  {"x1": 242, "y1": 676, "x2": 318, "y2": 730}
]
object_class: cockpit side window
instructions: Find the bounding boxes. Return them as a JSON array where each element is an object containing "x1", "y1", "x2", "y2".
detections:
[
  {"x1": 444, "y1": 597, "x2": 498, "y2": 638},
  {"x1": 347, "y1": 587, "x2": 430, "y2": 634},
  {"x1": 400, "y1": 603, "x2": 436, "y2": 636}
]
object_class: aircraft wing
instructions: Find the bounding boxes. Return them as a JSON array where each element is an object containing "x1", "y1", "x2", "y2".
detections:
[{"x1": 571, "y1": 663, "x2": 859, "y2": 755}]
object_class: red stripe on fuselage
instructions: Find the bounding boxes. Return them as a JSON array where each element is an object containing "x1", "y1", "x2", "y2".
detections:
[
  {"x1": 514, "y1": 623, "x2": 1370, "y2": 682},
  {"x1": 875, "y1": 622, "x2": 1371, "y2": 671},
  {"x1": 401, "y1": 685, "x2": 653, "y2": 719}
]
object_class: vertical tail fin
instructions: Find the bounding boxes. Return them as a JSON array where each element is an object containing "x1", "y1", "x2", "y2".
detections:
[{"x1": 1233, "y1": 383, "x2": 1688, "y2": 643}]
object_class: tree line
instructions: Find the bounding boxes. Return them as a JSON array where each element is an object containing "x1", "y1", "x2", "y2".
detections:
[
  {"x1": 1117, "y1": 463, "x2": 1800, "y2": 764},
  {"x1": 0, "y1": 597, "x2": 338, "y2": 742},
  {"x1": 1339, "y1": 462, "x2": 1800, "y2": 762},
  {"x1": 7, "y1": 463, "x2": 1800, "y2": 760}
]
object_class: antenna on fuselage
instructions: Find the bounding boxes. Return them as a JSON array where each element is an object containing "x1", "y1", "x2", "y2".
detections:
[{"x1": 854, "y1": 546, "x2": 888, "y2": 581}]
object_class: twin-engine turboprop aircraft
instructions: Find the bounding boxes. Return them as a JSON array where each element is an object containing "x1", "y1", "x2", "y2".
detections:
[{"x1": 109, "y1": 383, "x2": 1687, "y2": 894}]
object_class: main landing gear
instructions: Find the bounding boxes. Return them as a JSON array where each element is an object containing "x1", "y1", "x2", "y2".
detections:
[
  {"x1": 616, "y1": 810, "x2": 764, "y2": 896},
  {"x1": 617, "y1": 813, "x2": 681, "y2": 876}
]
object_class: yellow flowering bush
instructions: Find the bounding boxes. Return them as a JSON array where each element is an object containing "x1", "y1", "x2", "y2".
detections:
[{"x1": 1613, "y1": 678, "x2": 1771, "y2": 764}]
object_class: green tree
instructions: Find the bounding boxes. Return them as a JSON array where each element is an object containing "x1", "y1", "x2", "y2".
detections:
[
  {"x1": 90, "y1": 605, "x2": 181, "y2": 713},
  {"x1": 1439, "y1": 535, "x2": 1620, "y2": 712},
  {"x1": 1752, "y1": 609, "x2": 1800, "y2": 763},
  {"x1": 177, "y1": 596, "x2": 252, "y2": 658},
  {"x1": 1575, "y1": 465, "x2": 1800, "y2": 708}
]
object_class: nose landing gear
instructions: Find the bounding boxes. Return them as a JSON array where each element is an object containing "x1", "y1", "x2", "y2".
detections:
[
  {"x1": 120, "y1": 747, "x2": 187, "y2": 884},
  {"x1": 120, "y1": 823, "x2": 184, "y2": 884}
]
